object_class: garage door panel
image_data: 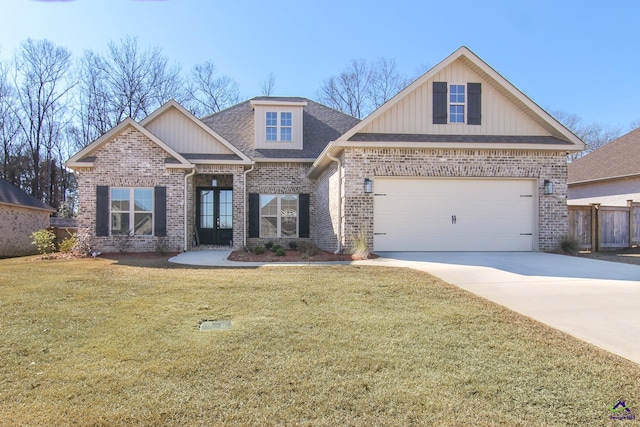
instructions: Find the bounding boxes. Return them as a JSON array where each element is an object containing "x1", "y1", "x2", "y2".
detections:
[{"x1": 373, "y1": 178, "x2": 535, "y2": 251}]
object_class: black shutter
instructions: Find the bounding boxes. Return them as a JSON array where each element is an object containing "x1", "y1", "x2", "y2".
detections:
[
  {"x1": 432, "y1": 81, "x2": 448, "y2": 124},
  {"x1": 248, "y1": 193, "x2": 260, "y2": 238},
  {"x1": 96, "y1": 186, "x2": 109, "y2": 237},
  {"x1": 298, "y1": 194, "x2": 310, "y2": 238},
  {"x1": 467, "y1": 83, "x2": 482, "y2": 125},
  {"x1": 154, "y1": 186, "x2": 167, "y2": 237}
]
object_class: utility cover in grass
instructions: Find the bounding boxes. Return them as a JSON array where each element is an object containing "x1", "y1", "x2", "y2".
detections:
[{"x1": 199, "y1": 320, "x2": 232, "y2": 331}]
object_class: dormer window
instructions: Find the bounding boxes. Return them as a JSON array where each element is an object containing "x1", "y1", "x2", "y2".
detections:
[
  {"x1": 265, "y1": 111, "x2": 293, "y2": 142},
  {"x1": 251, "y1": 97, "x2": 307, "y2": 149}
]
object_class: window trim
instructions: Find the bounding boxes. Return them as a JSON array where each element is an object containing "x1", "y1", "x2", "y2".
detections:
[
  {"x1": 110, "y1": 187, "x2": 154, "y2": 236},
  {"x1": 259, "y1": 194, "x2": 299, "y2": 238}
]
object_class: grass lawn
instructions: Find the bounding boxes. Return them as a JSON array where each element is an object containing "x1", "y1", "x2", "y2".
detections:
[{"x1": 1, "y1": 255, "x2": 639, "y2": 426}]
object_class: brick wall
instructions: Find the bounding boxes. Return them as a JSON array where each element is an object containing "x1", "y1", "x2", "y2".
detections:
[
  {"x1": 245, "y1": 162, "x2": 315, "y2": 248},
  {"x1": 322, "y1": 147, "x2": 568, "y2": 252},
  {"x1": 75, "y1": 126, "x2": 187, "y2": 253},
  {"x1": 0, "y1": 205, "x2": 51, "y2": 257}
]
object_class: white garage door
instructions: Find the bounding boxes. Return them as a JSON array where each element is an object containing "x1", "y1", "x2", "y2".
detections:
[{"x1": 373, "y1": 178, "x2": 536, "y2": 251}]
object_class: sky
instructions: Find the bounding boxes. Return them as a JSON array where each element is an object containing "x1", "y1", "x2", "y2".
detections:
[{"x1": 1, "y1": 0, "x2": 639, "y2": 130}]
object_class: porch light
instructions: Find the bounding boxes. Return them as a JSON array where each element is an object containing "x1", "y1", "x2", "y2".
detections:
[
  {"x1": 543, "y1": 180, "x2": 554, "y2": 195},
  {"x1": 364, "y1": 178, "x2": 373, "y2": 194}
]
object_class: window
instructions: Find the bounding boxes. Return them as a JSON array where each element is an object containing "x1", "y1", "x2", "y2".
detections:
[
  {"x1": 260, "y1": 195, "x2": 298, "y2": 237},
  {"x1": 265, "y1": 111, "x2": 293, "y2": 142},
  {"x1": 449, "y1": 84, "x2": 465, "y2": 123},
  {"x1": 111, "y1": 187, "x2": 153, "y2": 235},
  {"x1": 266, "y1": 112, "x2": 278, "y2": 141}
]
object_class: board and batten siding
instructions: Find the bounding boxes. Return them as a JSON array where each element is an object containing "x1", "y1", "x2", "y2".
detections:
[
  {"x1": 361, "y1": 60, "x2": 549, "y2": 137},
  {"x1": 144, "y1": 108, "x2": 236, "y2": 155}
]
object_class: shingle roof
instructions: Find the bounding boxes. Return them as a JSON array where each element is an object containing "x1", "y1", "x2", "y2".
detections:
[
  {"x1": 0, "y1": 180, "x2": 54, "y2": 211},
  {"x1": 349, "y1": 133, "x2": 572, "y2": 144},
  {"x1": 568, "y1": 127, "x2": 640, "y2": 184},
  {"x1": 200, "y1": 98, "x2": 360, "y2": 160}
]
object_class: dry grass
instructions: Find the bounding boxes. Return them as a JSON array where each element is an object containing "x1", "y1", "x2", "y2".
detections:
[{"x1": 1, "y1": 255, "x2": 639, "y2": 426}]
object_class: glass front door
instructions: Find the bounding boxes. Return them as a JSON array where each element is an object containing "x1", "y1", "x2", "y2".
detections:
[{"x1": 196, "y1": 188, "x2": 233, "y2": 245}]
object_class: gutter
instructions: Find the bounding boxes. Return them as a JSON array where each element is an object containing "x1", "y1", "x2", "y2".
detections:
[
  {"x1": 326, "y1": 151, "x2": 342, "y2": 254},
  {"x1": 183, "y1": 166, "x2": 196, "y2": 251},
  {"x1": 243, "y1": 163, "x2": 255, "y2": 247}
]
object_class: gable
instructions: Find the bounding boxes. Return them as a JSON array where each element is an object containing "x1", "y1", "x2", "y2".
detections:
[
  {"x1": 361, "y1": 59, "x2": 549, "y2": 137},
  {"x1": 338, "y1": 46, "x2": 584, "y2": 151},
  {"x1": 143, "y1": 106, "x2": 237, "y2": 156}
]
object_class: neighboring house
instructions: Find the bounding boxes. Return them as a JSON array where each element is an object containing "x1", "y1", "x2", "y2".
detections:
[
  {"x1": 66, "y1": 46, "x2": 584, "y2": 254},
  {"x1": 568, "y1": 127, "x2": 640, "y2": 206},
  {"x1": 0, "y1": 180, "x2": 55, "y2": 257}
]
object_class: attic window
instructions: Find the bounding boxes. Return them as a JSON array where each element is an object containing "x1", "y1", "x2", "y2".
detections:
[
  {"x1": 449, "y1": 84, "x2": 465, "y2": 123},
  {"x1": 265, "y1": 111, "x2": 292, "y2": 142}
]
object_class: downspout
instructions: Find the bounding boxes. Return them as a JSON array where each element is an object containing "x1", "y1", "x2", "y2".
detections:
[
  {"x1": 243, "y1": 163, "x2": 255, "y2": 247},
  {"x1": 326, "y1": 152, "x2": 342, "y2": 254},
  {"x1": 183, "y1": 166, "x2": 196, "y2": 252}
]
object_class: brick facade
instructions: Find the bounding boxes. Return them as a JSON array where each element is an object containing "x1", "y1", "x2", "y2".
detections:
[
  {"x1": 0, "y1": 205, "x2": 51, "y2": 257},
  {"x1": 76, "y1": 127, "x2": 187, "y2": 253},
  {"x1": 317, "y1": 147, "x2": 568, "y2": 252},
  {"x1": 245, "y1": 162, "x2": 316, "y2": 248}
]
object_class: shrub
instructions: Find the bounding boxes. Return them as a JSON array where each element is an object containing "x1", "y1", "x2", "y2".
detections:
[
  {"x1": 559, "y1": 235, "x2": 579, "y2": 255},
  {"x1": 288, "y1": 241, "x2": 298, "y2": 250},
  {"x1": 272, "y1": 244, "x2": 283, "y2": 253},
  {"x1": 264, "y1": 241, "x2": 274, "y2": 250},
  {"x1": 275, "y1": 247, "x2": 286, "y2": 256},
  {"x1": 59, "y1": 232, "x2": 78, "y2": 253},
  {"x1": 351, "y1": 230, "x2": 369, "y2": 259},
  {"x1": 31, "y1": 229, "x2": 56, "y2": 255},
  {"x1": 113, "y1": 230, "x2": 133, "y2": 254},
  {"x1": 155, "y1": 237, "x2": 170, "y2": 255},
  {"x1": 298, "y1": 241, "x2": 319, "y2": 257},
  {"x1": 253, "y1": 245, "x2": 266, "y2": 255}
]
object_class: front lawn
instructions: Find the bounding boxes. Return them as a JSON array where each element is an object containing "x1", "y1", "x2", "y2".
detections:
[{"x1": 0, "y1": 255, "x2": 638, "y2": 426}]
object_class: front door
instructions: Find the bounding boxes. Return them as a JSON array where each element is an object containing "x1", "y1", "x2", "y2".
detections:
[{"x1": 196, "y1": 187, "x2": 233, "y2": 245}]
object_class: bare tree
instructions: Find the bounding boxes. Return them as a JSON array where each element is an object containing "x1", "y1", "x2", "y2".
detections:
[
  {"x1": 317, "y1": 58, "x2": 410, "y2": 119},
  {"x1": 185, "y1": 61, "x2": 239, "y2": 117},
  {"x1": 369, "y1": 58, "x2": 410, "y2": 109},
  {"x1": 13, "y1": 38, "x2": 74, "y2": 205},
  {"x1": 0, "y1": 56, "x2": 21, "y2": 185},
  {"x1": 551, "y1": 110, "x2": 622, "y2": 161},
  {"x1": 259, "y1": 72, "x2": 276, "y2": 96},
  {"x1": 75, "y1": 36, "x2": 183, "y2": 147}
]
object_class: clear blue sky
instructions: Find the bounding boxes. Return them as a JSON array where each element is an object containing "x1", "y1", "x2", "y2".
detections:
[{"x1": 2, "y1": 0, "x2": 639, "y2": 129}]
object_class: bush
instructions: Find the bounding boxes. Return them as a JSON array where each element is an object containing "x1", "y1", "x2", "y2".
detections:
[
  {"x1": 59, "y1": 232, "x2": 78, "y2": 253},
  {"x1": 272, "y1": 244, "x2": 283, "y2": 253},
  {"x1": 253, "y1": 245, "x2": 266, "y2": 255},
  {"x1": 31, "y1": 229, "x2": 56, "y2": 255},
  {"x1": 351, "y1": 230, "x2": 370, "y2": 259},
  {"x1": 559, "y1": 235, "x2": 579, "y2": 255},
  {"x1": 288, "y1": 241, "x2": 298, "y2": 250},
  {"x1": 298, "y1": 241, "x2": 319, "y2": 257},
  {"x1": 275, "y1": 247, "x2": 286, "y2": 256},
  {"x1": 264, "y1": 241, "x2": 274, "y2": 250}
]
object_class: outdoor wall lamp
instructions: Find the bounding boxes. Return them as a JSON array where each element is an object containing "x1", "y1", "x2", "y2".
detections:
[
  {"x1": 544, "y1": 179, "x2": 554, "y2": 195},
  {"x1": 364, "y1": 178, "x2": 373, "y2": 194}
]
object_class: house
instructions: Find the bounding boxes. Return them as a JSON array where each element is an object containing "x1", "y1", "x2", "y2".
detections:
[
  {"x1": 568, "y1": 127, "x2": 640, "y2": 206},
  {"x1": 66, "y1": 46, "x2": 584, "y2": 254},
  {"x1": 0, "y1": 180, "x2": 55, "y2": 257}
]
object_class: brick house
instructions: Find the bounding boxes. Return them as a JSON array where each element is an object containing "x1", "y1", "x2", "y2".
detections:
[
  {"x1": 66, "y1": 47, "x2": 584, "y2": 254},
  {"x1": 0, "y1": 179, "x2": 55, "y2": 257}
]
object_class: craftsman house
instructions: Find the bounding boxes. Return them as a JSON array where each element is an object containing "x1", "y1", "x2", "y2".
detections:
[{"x1": 66, "y1": 46, "x2": 584, "y2": 254}]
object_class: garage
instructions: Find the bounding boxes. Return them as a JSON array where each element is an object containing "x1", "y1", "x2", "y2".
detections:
[{"x1": 373, "y1": 178, "x2": 536, "y2": 251}]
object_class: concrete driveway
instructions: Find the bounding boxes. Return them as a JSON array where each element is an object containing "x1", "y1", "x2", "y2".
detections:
[{"x1": 373, "y1": 252, "x2": 640, "y2": 364}]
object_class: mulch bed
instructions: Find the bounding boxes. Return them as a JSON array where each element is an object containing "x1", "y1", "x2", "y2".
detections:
[{"x1": 227, "y1": 249, "x2": 377, "y2": 263}]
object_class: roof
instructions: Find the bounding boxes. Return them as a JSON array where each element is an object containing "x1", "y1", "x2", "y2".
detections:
[
  {"x1": 0, "y1": 180, "x2": 55, "y2": 212},
  {"x1": 201, "y1": 97, "x2": 360, "y2": 160},
  {"x1": 568, "y1": 127, "x2": 640, "y2": 184}
]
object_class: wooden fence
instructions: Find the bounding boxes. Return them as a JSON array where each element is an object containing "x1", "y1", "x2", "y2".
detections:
[{"x1": 568, "y1": 201, "x2": 640, "y2": 251}]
